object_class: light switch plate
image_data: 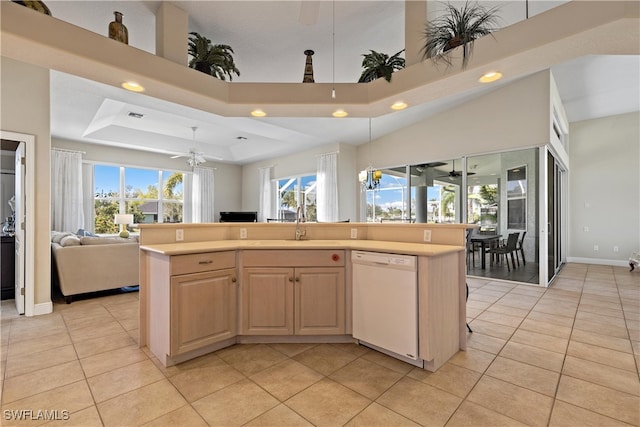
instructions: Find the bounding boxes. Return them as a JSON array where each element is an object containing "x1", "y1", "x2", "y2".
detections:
[
  {"x1": 240, "y1": 228, "x2": 247, "y2": 239},
  {"x1": 175, "y1": 229, "x2": 184, "y2": 241},
  {"x1": 350, "y1": 228, "x2": 358, "y2": 239},
  {"x1": 423, "y1": 230, "x2": 432, "y2": 242}
]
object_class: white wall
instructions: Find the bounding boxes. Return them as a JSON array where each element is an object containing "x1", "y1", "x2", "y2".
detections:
[
  {"x1": 1, "y1": 57, "x2": 51, "y2": 307},
  {"x1": 568, "y1": 112, "x2": 640, "y2": 264},
  {"x1": 52, "y1": 138, "x2": 243, "y2": 223}
]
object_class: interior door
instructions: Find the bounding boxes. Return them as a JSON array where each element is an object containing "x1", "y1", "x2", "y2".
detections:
[{"x1": 14, "y1": 142, "x2": 25, "y2": 314}]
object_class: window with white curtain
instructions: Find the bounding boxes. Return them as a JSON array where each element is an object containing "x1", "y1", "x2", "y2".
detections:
[
  {"x1": 275, "y1": 174, "x2": 316, "y2": 222},
  {"x1": 93, "y1": 164, "x2": 183, "y2": 233}
]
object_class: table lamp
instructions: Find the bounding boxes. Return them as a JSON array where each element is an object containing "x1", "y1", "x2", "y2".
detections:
[{"x1": 114, "y1": 214, "x2": 133, "y2": 238}]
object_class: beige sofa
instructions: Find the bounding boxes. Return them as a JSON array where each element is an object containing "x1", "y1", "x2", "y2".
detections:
[{"x1": 51, "y1": 232, "x2": 139, "y2": 303}]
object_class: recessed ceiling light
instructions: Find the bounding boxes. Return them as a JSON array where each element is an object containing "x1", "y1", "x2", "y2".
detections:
[
  {"x1": 479, "y1": 71, "x2": 503, "y2": 83},
  {"x1": 121, "y1": 81, "x2": 144, "y2": 92},
  {"x1": 251, "y1": 109, "x2": 266, "y2": 117},
  {"x1": 332, "y1": 109, "x2": 348, "y2": 118},
  {"x1": 391, "y1": 101, "x2": 407, "y2": 110}
]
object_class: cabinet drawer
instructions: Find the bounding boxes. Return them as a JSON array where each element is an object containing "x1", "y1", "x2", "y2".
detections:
[
  {"x1": 171, "y1": 251, "x2": 235, "y2": 276},
  {"x1": 242, "y1": 250, "x2": 345, "y2": 267}
]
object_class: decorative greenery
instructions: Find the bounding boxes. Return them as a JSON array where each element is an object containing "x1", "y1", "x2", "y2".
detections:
[
  {"x1": 358, "y1": 49, "x2": 405, "y2": 83},
  {"x1": 188, "y1": 32, "x2": 240, "y2": 81},
  {"x1": 421, "y1": 1, "x2": 500, "y2": 68}
]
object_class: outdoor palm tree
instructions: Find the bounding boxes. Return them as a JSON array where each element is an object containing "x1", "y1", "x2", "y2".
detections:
[
  {"x1": 421, "y1": 1, "x2": 500, "y2": 68},
  {"x1": 358, "y1": 49, "x2": 405, "y2": 83},
  {"x1": 188, "y1": 32, "x2": 240, "y2": 81}
]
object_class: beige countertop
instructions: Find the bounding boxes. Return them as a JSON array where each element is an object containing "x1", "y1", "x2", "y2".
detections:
[{"x1": 140, "y1": 239, "x2": 464, "y2": 257}]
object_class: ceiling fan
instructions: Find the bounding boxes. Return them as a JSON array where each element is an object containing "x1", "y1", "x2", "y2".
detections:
[
  {"x1": 437, "y1": 160, "x2": 475, "y2": 178},
  {"x1": 170, "y1": 126, "x2": 206, "y2": 167}
]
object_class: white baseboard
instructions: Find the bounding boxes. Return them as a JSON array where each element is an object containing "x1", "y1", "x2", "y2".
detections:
[
  {"x1": 32, "y1": 301, "x2": 53, "y2": 316},
  {"x1": 566, "y1": 257, "x2": 631, "y2": 268}
]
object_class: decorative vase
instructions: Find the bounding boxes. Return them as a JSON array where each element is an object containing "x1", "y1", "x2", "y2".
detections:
[
  {"x1": 303, "y1": 50, "x2": 315, "y2": 83},
  {"x1": 109, "y1": 11, "x2": 128, "y2": 44}
]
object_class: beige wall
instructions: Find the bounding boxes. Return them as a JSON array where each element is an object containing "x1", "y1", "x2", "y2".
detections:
[
  {"x1": 568, "y1": 112, "x2": 640, "y2": 263},
  {"x1": 1, "y1": 57, "x2": 51, "y2": 307},
  {"x1": 52, "y1": 138, "x2": 244, "y2": 223}
]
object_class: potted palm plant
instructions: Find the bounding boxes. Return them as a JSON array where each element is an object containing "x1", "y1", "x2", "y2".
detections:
[
  {"x1": 188, "y1": 32, "x2": 240, "y2": 81},
  {"x1": 421, "y1": 1, "x2": 500, "y2": 68},
  {"x1": 358, "y1": 49, "x2": 405, "y2": 83}
]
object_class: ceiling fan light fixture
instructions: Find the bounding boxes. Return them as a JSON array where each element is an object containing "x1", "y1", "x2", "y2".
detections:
[
  {"x1": 332, "y1": 109, "x2": 348, "y2": 118},
  {"x1": 251, "y1": 109, "x2": 266, "y2": 117},
  {"x1": 479, "y1": 71, "x2": 503, "y2": 83},
  {"x1": 121, "y1": 81, "x2": 144, "y2": 92},
  {"x1": 391, "y1": 101, "x2": 407, "y2": 110}
]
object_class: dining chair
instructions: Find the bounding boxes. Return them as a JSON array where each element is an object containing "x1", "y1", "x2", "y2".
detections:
[
  {"x1": 488, "y1": 233, "x2": 519, "y2": 271},
  {"x1": 515, "y1": 231, "x2": 526, "y2": 266}
]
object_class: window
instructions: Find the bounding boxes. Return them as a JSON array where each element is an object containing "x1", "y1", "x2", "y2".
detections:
[
  {"x1": 275, "y1": 174, "x2": 316, "y2": 222},
  {"x1": 93, "y1": 164, "x2": 183, "y2": 233},
  {"x1": 363, "y1": 171, "x2": 408, "y2": 222},
  {"x1": 507, "y1": 166, "x2": 526, "y2": 230}
]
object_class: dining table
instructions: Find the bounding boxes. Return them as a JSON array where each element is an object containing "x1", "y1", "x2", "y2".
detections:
[{"x1": 470, "y1": 234, "x2": 502, "y2": 269}]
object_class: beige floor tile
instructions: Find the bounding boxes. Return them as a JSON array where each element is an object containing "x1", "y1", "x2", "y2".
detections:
[
  {"x1": 377, "y1": 377, "x2": 461, "y2": 426},
  {"x1": 466, "y1": 300, "x2": 491, "y2": 310},
  {"x1": 267, "y1": 342, "x2": 318, "y2": 357},
  {"x1": 68, "y1": 321, "x2": 127, "y2": 343},
  {"x1": 329, "y1": 342, "x2": 371, "y2": 356},
  {"x1": 408, "y1": 362, "x2": 481, "y2": 398},
  {"x1": 466, "y1": 307, "x2": 483, "y2": 318},
  {"x1": 508, "y1": 286, "x2": 545, "y2": 297},
  {"x1": 161, "y1": 351, "x2": 226, "y2": 378},
  {"x1": 468, "y1": 293, "x2": 501, "y2": 304},
  {"x1": 570, "y1": 328, "x2": 633, "y2": 353},
  {"x1": 530, "y1": 301, "x2": 577, "y2": 318},
  {"x1": 330, "y1": 357, "x2": 404, "y2": 400},
  {"x1": 465, "y1": 332, "x2": 507, "y2": 354},
  {"x1": 192, "y1": 379, "x2": 279, "y2": 426},
  {"x1": 578, "y1": 303, "x2": 624, "y2": 319},
  {"x1": 97, "y1": 379, "x2": 186, "y2": 427},
  {"x1": 87, "y1": 359, "x2": 165, "y2": 403},
  {"x1": 285, "y1": 378, "x2": 371, "y2": 427},
  {"x1": 485, "y1": 303, "x2": 530, "y2": 318},
  {"x1": 345, "y1": 402, "x2": 420, "y2": 427},
  {"x1": 80, "y1": 344, "x2": 148, "y2": 378},
  {"x1": 360, "y1": 350, "x2": 415, "y2": 374},
  {"x1": 142, "y1": 404, "x2": 208, "y2": 427},
  {"x1": 467, "y1": 376, "x2": 554, "y2": 426},
  {"x1": 562, "y1": 355, "x2": 640, "y2": 396},
  {"x1": 244, "y1": 403, "x2": 313, "y2": 427},
  {"x1": 573, "y1": 318, "x2": 629, "y2": 339},
  {"x1": 496, "y1": 294, "x2": 540, "y2": 310},
  {"x1": 476, "y1": 310, "x2": 524, "y2": 328},
  {"x1": 250, "y1": 358, "x2": 323, "y2": 401},
  {"x1": 2, "y1": 360, "x2": 85, "y2": 404},
  {"x1": 64, "y1": 312, "x2": 116, "y2": 332},
  {"x1": 576, "y1": 310, "x2": 627, "y2": 327},
  {"x1": 293, "y1": 343, "x2": 358, "y2": 376},
  {"x1": 468, "y1": 319, "x2": 516, "y2": 340},
  {"x1": 446, "y1": 401, "x2": 529, "y2": 427},
  {"x1": 518, "y1": 318, "x2": 572, "y2": 339},
  {"x1": 567, "y1": 340, "x2": 637, "y2": 372},
  {"x1": 486, "y1": 356, "x2": 560, "y2": 397},
  {"x1": 72, "y1": 330, "x2": 136, "y2": 359},
  {"x1": 510, "y1": 329, "x2": 569, "y2": 354},
  {"x1": 549, "y1": 400, "x2": 633, "y2": 427},
  {"x1": 526, "y1": 310, "x2": 574, "y2": 327},
  {"x1": 7, "y1": 332, "x2": 72, "y2": 358},
  {"x1": 556, "y1": 375, "x2": 640, "y2": 425},
  {"x1": 499, "y1": 341, "x2": 565, "y2": 372},
  {"x1": 40, "y1": 405, "x2": 104, "y2": 427},
  {"x1": 1, "y1": 380, "x2": 94, "y2": 426},
  {"x1": 215, "y1": 344, "x2": 288, "y2": 376},
  {"x1": 169, "y1": 361, "x2": 245, "y2": 402},
  {"x1": 5, "y1": 344, "x2": 77, "y2": 379},
  {"x1": 447, "y1": 347, "x2": 496, "y2": 373}
]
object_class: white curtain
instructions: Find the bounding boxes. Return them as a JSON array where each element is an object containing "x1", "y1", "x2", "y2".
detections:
[
  {"x1": 51, "y1": 149, "x2": 84, "y2": 231},
  {"x1": 317, "y1": 152, "x2": 339, "y2": 222},
  {"x1": 258, "y1": 166, "x2": 273, "y2": 222},
  {"x1": 186, "y1": 166, "x2": 215, "y2": 223},
  {"x1": 81, "y1": 163, "x2": 94, "y2": 232}
]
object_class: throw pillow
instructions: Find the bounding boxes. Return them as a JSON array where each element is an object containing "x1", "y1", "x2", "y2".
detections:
[
  {"x1": 76, "y1": 228, "x2": 98, "y2": 237},
  {"x1": 51, "y1": 231, "x2": 73, "y2": 243},
  {"x1": 60, "y1": 234, "x2": 81, "y2": 247}
]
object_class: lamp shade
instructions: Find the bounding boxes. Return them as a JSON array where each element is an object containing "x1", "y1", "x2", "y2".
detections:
[{"x1": 114, "y1": 214, "x2": 133, "y2": 225}]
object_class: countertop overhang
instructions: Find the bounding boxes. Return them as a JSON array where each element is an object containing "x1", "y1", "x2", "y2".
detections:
[{"x1": 140, "y1": 239, "x2": 464, "y2": 257}]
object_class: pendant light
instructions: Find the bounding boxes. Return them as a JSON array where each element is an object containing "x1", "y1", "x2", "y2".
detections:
[{"x1": 359, "y1": 118, "x2": 381, "y2": 191}]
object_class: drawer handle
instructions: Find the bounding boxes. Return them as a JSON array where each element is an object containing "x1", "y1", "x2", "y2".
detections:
[{"x1": 198, "y1": 260, "x2": 213, "y2": 265}]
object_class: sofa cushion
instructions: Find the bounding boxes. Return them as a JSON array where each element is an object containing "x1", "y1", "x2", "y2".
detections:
[
  {"x1": 51, "y1": 231, "x2": 73, "y2": 243},
  {"x1": 79, "y1": 236, "x2": 133, "y2": 245},
  {"x1": 60, "y1": 234, "x2": 81, "y2": 247}
]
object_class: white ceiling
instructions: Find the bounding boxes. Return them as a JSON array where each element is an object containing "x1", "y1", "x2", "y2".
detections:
[{"x1": 45, "y1": 1, "x2": 640, "y2": 165}]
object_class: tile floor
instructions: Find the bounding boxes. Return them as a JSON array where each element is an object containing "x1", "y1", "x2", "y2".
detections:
[{"x1": 1, "y1": 263, "x2": 638, "y2": 426}]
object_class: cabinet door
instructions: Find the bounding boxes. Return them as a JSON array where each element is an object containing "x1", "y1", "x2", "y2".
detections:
[
  {"x1": 295, "y1": 267, "x2": 345, "y2": 335},
  {"x1": 170, "y1": 268, "x2": 237, "y2": 355},
  {"x1": 241, "y1": 267, "x2": 294, "y2": 335}
]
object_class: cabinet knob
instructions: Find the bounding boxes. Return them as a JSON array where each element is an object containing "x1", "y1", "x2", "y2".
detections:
[
  {"x1": 231, "y1": 277, "x2": 237, "y2": 283},
  {"x1": 295, "y1": 276, "x2": 300, "y2": 282},
  {"x1": 288, "y1": 276, "x2": 293, "y2": 282}
]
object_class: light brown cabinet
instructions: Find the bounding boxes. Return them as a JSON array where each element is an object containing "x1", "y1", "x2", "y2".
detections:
[{"x1": 241, "y1": 250, "x2": 346, "y2": 336}]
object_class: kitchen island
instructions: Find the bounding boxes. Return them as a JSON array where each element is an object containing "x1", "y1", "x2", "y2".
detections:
[{"x1": 138, "y1": 222, "x2": 470, "y2": 372}]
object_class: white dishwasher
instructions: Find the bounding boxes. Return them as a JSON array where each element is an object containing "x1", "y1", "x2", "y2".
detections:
[{"x1": 352, "y1": 250, "x2": 423, "y2": 367}]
